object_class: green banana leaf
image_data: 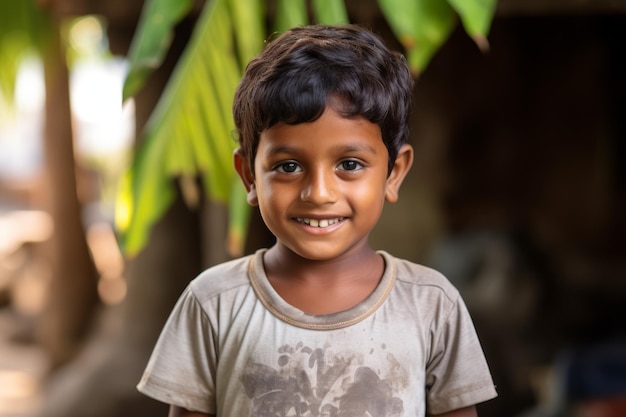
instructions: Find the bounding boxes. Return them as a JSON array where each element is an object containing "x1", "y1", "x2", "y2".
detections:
[
  {"x1": 122, "y1": 0, "x2": 196, "y2": 101},
  {"x1": 446, "y1": 0, "x2": 497, "y2": 51},
  {"x1": 117, "y1": 0, "x2": 264, "y2": 257},
  {"x1": 313, "y1": 0, "x2": 349, "y2": 25},
  {"x1": 118, "y1": 0, "x2": 494, "y2": 258},
  {"x1": 275, "y1": 0, "x2": 308, "y2": 34},
  {"x1": 228, "y1": 0, "x2": 265, "y2": 67},
  {"x1": 378, "y1": 0, "x2": 497, "y2": 74},
  {"x1": 378, "y1": 0, "x2": 457, "y2": 76},
  {"x1": 0, "y1": 0, "x2": 48, "y2": 105}
]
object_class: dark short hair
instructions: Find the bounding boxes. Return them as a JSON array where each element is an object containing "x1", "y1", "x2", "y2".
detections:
[{"x1": 233, "y1": 24, "x2": 414, "y2": 174}]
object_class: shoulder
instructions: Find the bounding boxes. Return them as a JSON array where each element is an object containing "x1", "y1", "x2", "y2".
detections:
[
  {"x1": 380, "y1": 251, "x2": 461, "y2": 303},
  {"x1": 187, "y1": 252, "x2": 257, "y2": 303}
]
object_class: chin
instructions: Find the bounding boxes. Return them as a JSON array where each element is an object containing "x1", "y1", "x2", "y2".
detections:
[{"x1": 287, "y1": 243, "x2": 361, "y2": 262}]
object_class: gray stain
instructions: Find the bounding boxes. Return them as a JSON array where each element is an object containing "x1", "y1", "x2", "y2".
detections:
[{"x1": 240, "y1": 343, "x2": 405, "y2": 416}]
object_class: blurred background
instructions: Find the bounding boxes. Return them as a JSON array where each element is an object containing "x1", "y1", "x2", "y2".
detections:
[{"x1": 0, "y1": 1, "x2": 624, "y2": 417}]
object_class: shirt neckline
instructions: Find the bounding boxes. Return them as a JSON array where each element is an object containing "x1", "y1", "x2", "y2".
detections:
[{"x1": 248, "y1": 249, "x2": 397, "y2": 330}]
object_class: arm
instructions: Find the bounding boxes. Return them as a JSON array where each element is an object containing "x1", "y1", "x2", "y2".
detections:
[
  {"x1": 168, "y1": 405, "x2": 214, "y2": 417},
  {"x1": 429, "y1": 405, "x2": 478, "y2": 417}
]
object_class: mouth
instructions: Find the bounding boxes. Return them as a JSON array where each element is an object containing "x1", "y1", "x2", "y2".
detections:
[{"x1": 295, "y1": 217, "x2": 344, "y2": 228}]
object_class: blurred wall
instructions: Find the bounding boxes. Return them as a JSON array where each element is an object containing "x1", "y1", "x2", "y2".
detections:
[{"x1": 372, "y1": 12, "x2": 626, "y2": 417}]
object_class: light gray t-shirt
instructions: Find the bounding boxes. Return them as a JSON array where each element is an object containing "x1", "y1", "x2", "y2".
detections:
[{"x1": 137, "y1": 250, "x2": 497, "y2": 416}]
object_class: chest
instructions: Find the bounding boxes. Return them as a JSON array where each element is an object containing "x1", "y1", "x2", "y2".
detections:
[{"x1": 212, "y1": 301, "x2": 429, "y2": 416}]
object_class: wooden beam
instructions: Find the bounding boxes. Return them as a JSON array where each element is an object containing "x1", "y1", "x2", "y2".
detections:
[{"x1": 497, "y1": 0, "x2": 626, "y2": 15}]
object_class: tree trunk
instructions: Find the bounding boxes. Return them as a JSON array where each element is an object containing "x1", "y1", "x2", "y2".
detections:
[
  {"x1": 36, "y1": 12, "x2": 211, "y2": 417},
  {"x1": 37, "y1": 14, "x2": 100, "y2": 370},
  {"x1": 38, "y1": 189, "x2": 205, "y2": 417}
]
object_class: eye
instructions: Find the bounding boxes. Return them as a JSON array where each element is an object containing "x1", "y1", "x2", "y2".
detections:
[
  {"x1": 275, "y1": 162, "x2": 302, "y2": 173},
  {"x1": 338, "y1": 159, "x2": 363, "y2": 171}
]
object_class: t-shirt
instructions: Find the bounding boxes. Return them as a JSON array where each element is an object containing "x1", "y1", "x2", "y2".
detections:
[{"x1": 137, "y1": 249, "x2": 497, "y2": 416}]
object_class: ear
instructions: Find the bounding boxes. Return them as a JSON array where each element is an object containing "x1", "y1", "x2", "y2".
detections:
[
  {"x1": 233, "y1": 148, "x2": 258, "y2": 206},
  {"x1": 385, "y1": 144, "x2": 413, "y2": 203}
]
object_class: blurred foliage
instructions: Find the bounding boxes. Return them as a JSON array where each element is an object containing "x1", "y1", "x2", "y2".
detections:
[
  {"x1": 0, "y1": 0, "x2": 50, "y2": 106},
  {"x1": 379, "y1": 0, "x2": 495, "y2": 72}
]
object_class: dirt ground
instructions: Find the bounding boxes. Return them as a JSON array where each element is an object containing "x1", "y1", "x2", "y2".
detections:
[{"x1": 0, "y1": 308, "x2": 46, "y2": 417}]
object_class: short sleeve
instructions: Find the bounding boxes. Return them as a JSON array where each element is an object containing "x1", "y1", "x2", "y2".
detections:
[
  {"x1": 425, "y1": 294, "x2": 497, "y2": 414},
  {"x1": 137, "y1": 287, "x2": 217, "y2": 414}
]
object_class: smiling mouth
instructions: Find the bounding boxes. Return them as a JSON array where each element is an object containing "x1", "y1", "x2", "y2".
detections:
[{"x1": 296, "y1": 217, "x2": 344, "y2": 228}]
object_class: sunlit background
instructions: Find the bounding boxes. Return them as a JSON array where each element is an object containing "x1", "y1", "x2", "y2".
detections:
[{"x1": 0, "y1": 16, "x2": 130, "y2": 416}]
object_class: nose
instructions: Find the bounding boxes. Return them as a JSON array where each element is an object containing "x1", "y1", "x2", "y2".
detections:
[{"x1": 300, "y1": 168, "x2": 337, "y2": 204}]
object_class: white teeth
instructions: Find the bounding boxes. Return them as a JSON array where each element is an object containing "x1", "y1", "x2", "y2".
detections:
[{"x1": 296, "y1": 217, "x2": 341, "y2": 228}]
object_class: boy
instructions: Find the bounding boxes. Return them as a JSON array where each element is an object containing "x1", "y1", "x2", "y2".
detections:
[{"x1": 137, "y1": 24, "x2": 497, "y2": 417}]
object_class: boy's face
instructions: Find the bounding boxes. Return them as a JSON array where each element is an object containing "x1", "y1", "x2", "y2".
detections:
[{"x1": 235, "y1": 106, "x2": 412, "y2": 262}]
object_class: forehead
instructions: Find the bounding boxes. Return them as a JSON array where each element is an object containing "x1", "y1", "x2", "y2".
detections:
[{"x1": 258, "y1": 107, "x2": 383, "y2": 154}]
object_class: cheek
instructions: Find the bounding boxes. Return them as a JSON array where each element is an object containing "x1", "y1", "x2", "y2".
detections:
[
  {"x1": 344, "y1": 181, "x2": 387, "y2": 213},
  {"x1": 352, "y1": 176, "x2": 387, "y2": 199},
  {"x1": 256, "y1": 180, "x2": 289, "y2": 210}
]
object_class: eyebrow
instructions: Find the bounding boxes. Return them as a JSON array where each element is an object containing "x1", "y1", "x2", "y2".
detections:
[
  {"x1": 264, "y1": 145, "x2": 296, "y2": 156},
  {"x1": 338, "y1": 143, "x2": 378, "y2": 154},
  {"x1": 264, "y1": 143, "x2": 378, "y2": 156}
]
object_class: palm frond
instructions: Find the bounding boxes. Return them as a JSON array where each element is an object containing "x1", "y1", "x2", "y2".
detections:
[
  {"x1": 446, "y1": 0, "x2": 498, "y2": 51},
  {"x1": 122, "y1": 0, "x2": 196, "y2": 101},
  {"x1": 378, "y1": 0, "x2": 457, "y2": 76},
  {"x1": 0, "y1": 0, "x2": 49, "y2": 105},
  {"x1": 117, "y1": 0, "x2": 264, "y2": 257},
  {"x1": 312, "y1": 0, "x2": 349, "y2": 25}
]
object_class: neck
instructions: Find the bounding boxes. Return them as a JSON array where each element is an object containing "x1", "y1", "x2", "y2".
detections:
[{"x1": 263, "y1": 242, "x2": 381, "y2": 286}]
